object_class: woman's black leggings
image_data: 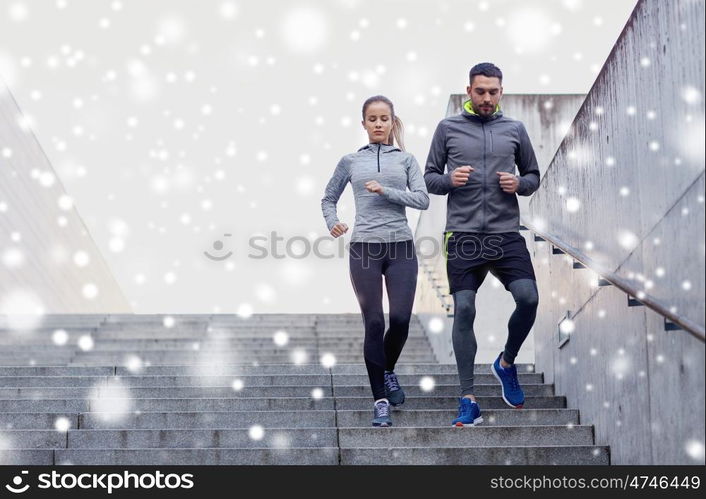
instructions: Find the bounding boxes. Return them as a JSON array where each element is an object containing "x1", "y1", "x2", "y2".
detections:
[{"x1": 349, "y1": 240, "x2": 418, "y2": 400}]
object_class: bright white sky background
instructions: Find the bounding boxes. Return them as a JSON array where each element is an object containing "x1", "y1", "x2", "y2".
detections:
[{"x1": 0, "y1": 0, "x2": 638, "y2": 313}]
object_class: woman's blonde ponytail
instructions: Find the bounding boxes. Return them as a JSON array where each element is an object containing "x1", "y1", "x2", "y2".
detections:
[{"x1": 390, "y1": 115, "x2": 405, "y2": 151}]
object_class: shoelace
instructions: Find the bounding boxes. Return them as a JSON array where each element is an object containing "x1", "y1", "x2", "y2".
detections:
[
  {"x1": 499, "y1": 361, "x2": 521, "y2": 392},
  {"x1": 384, "y1": 372, "x2": 401, "y2": 392},
  {"x1": 375, "y1": 402, "x2": 390, "y2": 418},
  {"x1": 507, "y1": 366, "x2": 520, "y2": 391}
]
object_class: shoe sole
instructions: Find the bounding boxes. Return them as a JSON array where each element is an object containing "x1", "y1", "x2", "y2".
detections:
[
  {"x1": 491, "y1": 362, "x2": 524, "y2": 409},
  {"x1": 372, "y1": 422, "x2": 392, "y2": 427},
  {"x1": 452, "y1": 416, "x2": 484, "y2": 427}
]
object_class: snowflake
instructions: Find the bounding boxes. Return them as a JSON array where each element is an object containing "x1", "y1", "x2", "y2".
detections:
[
  {"x1": 685, "y1": 440, "x2": 705, "y2": 462},
  {"x1": 82, "y1": 283, "x2": 99, "y2": 300},
  {"x1": 559, "y1": 319, "x2": 575, "y2": 335},
  {"x1": 282, "y1": 7, "x2": 328, "y2": 53},
  {"x1": 565, "y1": 197, "x2": 580, "y2": 213},
  {"x1": 2, "y1": 248, "x2": 24, "y2": 269},
  {"x1": 419, "y1": 376, "x2": 435, "y2": 392},
  {"x1": 290, "y1": 349, "x2": 308, "y2": 365},
  {"x1": 124, "y1": 355, "x2": 144, "y2": 373},
  {"x1": 320, "y1": 353, "x2": 336, "y2": 368},
  {"x1": 237, "y1": 303, "x2": 253, "y2": 318},
  {"x1": 682, "y1": 86, "x2": 702, "y2": 105},
  {"x1": 248, "y1": 425, "x2": 265, "y2": 441},
  {"x1": 54, "y1": 417, "x2": 71, "y2": 432},
  {"x1": 273, "y1": 330, "x2": 289, "y2": 347},
  {"x1": 427, "y1": 317, "x2": 444, "y2": 334},
  {"x1": 77, "y1": 335, "x2": 94, "y2": 351}
]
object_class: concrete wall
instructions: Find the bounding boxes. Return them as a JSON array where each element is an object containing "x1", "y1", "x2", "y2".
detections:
[
  {"x1": 415, "y1": 93, "x2": 585, "y2": 364},
  {"x1": 528, "y1": 0, "x2": 704, "y2": 464},
  {"x1": 0, "y1": 81, "x2": 131, "y2": 319}
]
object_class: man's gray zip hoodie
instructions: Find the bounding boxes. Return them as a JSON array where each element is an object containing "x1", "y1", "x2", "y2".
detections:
[
  {"x1": 321, "y1": 143, "x2": 429, "y2": 243},
  {"x1": 424, "y1": 105, "x2": 540, "y2": 233}
]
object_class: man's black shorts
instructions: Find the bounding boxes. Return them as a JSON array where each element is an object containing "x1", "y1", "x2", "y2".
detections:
[{"x1": 444, "y1": 231, "x2": 536, "y2": 294}]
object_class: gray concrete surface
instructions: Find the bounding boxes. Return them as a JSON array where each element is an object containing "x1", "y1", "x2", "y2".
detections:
[
  {"x1": 527, "y1": 0, "x2": 705, "y2": 465},
  {"x1": 0, "y1": 313, "x2": 605, "y2": 465},
  {"x1": 0, "y1": 84, "x2": 130, "y2": 314}
]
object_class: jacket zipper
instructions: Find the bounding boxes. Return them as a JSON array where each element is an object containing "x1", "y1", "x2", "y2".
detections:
[
  {"x1": 377, "y1": 143, "x2": 381, "y2": 172},
  {"x1": 482, "y1": 122, "x2": 487, "y2": 232},
  {"x1": 489, "y1": 129, "x2": 494, "y2": 153}
]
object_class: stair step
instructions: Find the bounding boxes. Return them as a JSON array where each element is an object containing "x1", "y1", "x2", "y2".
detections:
[
  {"x1": 0, "y1": 374, "x2": 542, "y2": 388},
  {"x1": 0, "y1": 430, "x2": 66, "y2": 449},
  {"x1": 55, "y1": 352, "x2": 435, "y2": 361},
  {"x1": 69, "y1": 360, "x2": 438, "y2": 367},
  {"x1": 330, "y1": 374, "x2": 541, "y2": 385},
  {"x1": 335, "y1": 396, "x2": 566, "y2": 410},
  {"x1": 0, "y1": 364, "x2": 491, "y2": 376},
  {"x1": 338, "y1": 425, "x2": 594, "y2": 447},
  {"x1": 0, "y1": 383, "x2": 553, "y2": 398},
  {"x1": 0, "y1": 425, "x2": 594, "y2": 450},
  {"x1": 0, "y1": 411, "x2": 336, "y2": 430},
  {"x1": 0, "y1": 367, "x2": 115, "y2": 376},
  {"x1": 66, "y1": 429, "x2": 339, "y2": 449},
  {"x1": 0, "y1": 395, "x2": 566, "y2": 412},
  {"x1": 341, "y1": 446, "x2": 609, "y2": 465},
  {"x1": 88, "y1": 331, "x2": 426, "y2": 340},
  {"x1": 337, "y1": 408, "x2": 579, "y2": 427},
  {"x1": 0, "y1": 408, "x2": 581, "y2": 430},
  {"x1": 78, "y1": 409, "x2": 579, "y2": 429},
  {"x1": 0, "y1": 313, "x2": 604, "y2": 466},
  {"x1": 54, "y1": 448, "x2": 339, "y2": 465},
  {"x1": 0, "y1": 413, "x2": 80, "y2": 430},
  {"x1": 0, "y1": 450, "x2": 54, "y2": 465},
  {"x1": 3, "y1": 338, "x2": 434, "y2": 349},
  {"x1": 60, "y1": 346, "x2": 435, "y2": 354}
]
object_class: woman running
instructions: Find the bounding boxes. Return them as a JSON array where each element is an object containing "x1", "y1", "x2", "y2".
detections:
[{"x1": 321, "y1": 95, "x2": 429, "y2": 427}]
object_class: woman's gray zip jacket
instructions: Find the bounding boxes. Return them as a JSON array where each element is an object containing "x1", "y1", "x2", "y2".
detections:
[{"x1": 321, "y1": 143, "x2": 430, "y2": 243}]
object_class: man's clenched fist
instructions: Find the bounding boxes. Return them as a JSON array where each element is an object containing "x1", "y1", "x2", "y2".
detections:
[
  {"x1": 451, "y1": 166, "x2": 474, "y2": 187},
  {"x1": 497, "y1": 171, "x2": 520, "y2": 193}
]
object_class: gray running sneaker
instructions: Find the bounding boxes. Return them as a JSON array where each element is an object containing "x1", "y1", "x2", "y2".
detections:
[
  {"x1": 384, "y1": 370, "x2": 405, "y2": 406},
  {"x1": 372, "y1": 399, "x2": 392, "y2": 427}
]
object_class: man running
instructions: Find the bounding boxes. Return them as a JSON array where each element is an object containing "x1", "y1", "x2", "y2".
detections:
[{"x1": 424, "y1": 62, "x2": 540, "y2": 426}]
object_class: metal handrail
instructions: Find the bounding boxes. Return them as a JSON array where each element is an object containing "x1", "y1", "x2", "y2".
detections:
[
  {"x1": 420, "y1": 262, "x2": 453, "y2": 314},
  {"x1": 522, "y1": 219, "x2": 706, "y2": 342}
]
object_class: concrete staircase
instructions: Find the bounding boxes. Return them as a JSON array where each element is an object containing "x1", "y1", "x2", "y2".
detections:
[{"x1": 0, "y1": 314, "x2": 609, "y2": 465}]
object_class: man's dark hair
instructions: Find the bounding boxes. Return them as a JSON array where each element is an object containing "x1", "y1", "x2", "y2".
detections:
[{"x1": 469, "y1": 62, "x2": 503, "y2": 85}]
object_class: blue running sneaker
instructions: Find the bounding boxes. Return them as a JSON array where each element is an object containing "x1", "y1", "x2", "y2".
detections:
[
  {"x1": 491, "y1": 352, "x2": 525, "y2": 408},
  {"x1": 451, "y1": 397, "x2": 483, "y2": 427},
  {"x1": 372, "y1": 399, "x2": 392, "y2": 427},
  {"x1": 384, "y1": 370, "x2": 405, "y2": 406}
]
